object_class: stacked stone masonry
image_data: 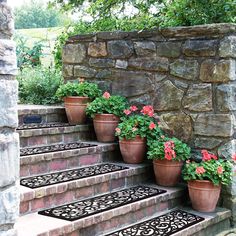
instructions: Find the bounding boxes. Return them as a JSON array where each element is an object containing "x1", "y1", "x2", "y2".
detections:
[
  {"x1": 0, "y1": 0, "x2": 19, "y2": 236},
  {"x1": 62, "y1": 23, "x2": 236, "y2": 224}
]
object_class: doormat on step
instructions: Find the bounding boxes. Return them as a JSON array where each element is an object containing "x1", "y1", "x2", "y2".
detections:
[
  {"x1": 38, "y1": 186, "x2": 166, "y2": 221},
  {"x1": 17, "y1": 123, "x2": 74, "y2": 130},
  {"x1": 20, "y1": 164, "x2": 128, "y2": 189},
  {"x1": 105, "y1": 209, "x2": 204, "y2": 236},
  {"x1": 20, "y1": 142, "x2": 97, "y2": 156}
]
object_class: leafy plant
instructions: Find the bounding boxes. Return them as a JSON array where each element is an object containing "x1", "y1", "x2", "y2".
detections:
[
  {"x1": 56, "y1": 81, "x2": 102, "y2": 100},
  {"x1": 147, "y1": 136, "x2": 191, "y2": 162},
  {"x1": 86, "y1": 92, "x2": 129, "y2": 118},
  {"x1": 17, "y1": 66, "x2": 62, "y2": 105},
  {"x1": 182, "y1": 150, "x2": 232, "y2": 186},
  {"x1": 115, "y1": 105, "x2": 162, "y2": 140},
  {"x1": 14, "y1": 33, "x2": 44, "y2": 69}
]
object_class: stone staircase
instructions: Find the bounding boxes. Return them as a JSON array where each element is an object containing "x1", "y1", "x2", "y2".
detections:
[{"x1": 15, "y1": 105, "x2": 232, "y2": 236}]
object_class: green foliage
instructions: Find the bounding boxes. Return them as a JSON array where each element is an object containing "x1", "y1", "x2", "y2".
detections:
[
  {"x1": 159, "y1": 0, "x2": 236, "y2": 27},
  {"x1": 14, "y1": 0, "x2": 66, "y2": 29},
  {"x1": 56, "y1": 82, "x2": 102, "y2": 100},
  {"x1": 147, "y1": 136, "x2": 191, "y2": 162},
  {"x1": 14, "y1": 33, "x2": 44, "y2": 69},
  {"x1": 182, "y1": 158, "x2": 232, "y2": 186},
  {"x1": 52, "y1": 0, "x2": 235, "y2": 68},
  {"x1": 17, "y1": 66, "x2": 62, "y2": 105},
  {"x1": 86, "y1": 92, "x2": 129, "y2": 118}
]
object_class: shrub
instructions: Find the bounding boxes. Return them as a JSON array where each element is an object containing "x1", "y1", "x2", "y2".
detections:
[
  {"x1": 14, "y1": 33, "x2": 44, "y2": 70},
  {"x1": 17, "y1": 66, "x2": 62, "y2": 105}
]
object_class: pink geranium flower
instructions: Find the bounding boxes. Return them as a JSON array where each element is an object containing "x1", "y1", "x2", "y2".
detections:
[
  {"x1": 232, "y1": 153, "x2": 236, "y2": 161},
  {"x1": 217, "y1": 166, "x2": 224, "y2": 174},
  {"x1": 149, "y1": 122, "x2": 156, "y2": 130},
  {"x1": 164, "y1": 141, "x2": 176, "y2": 161},
  {"x1": 130, "y1": 105, "x2": 138, "y2": 111},
  {"x1": 123, "y1": 109, "x2": 131, "y2": 115},
  {"x1": 202, "y1": 149, "x2": 218, "y2": 161},
  {"x1": 196, "y1": 166, "x2": 205, "y2": 174},
  {"x1": 103, "y1": 91, "x2": 110, "y2": 99},
  {"x1": 115, "y1": 128, "x2": 121, "y2": 134},
  {"x1": 141, "y1": 105, "x2": 154, "y2": 117}
]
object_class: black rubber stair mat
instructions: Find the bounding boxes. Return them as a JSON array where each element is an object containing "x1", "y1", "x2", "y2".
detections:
[
  {"x1": 20, "y1": 142, "x2": 97, "y2": 156},
  {"x1": 17, "y1": 123, "x2": 74, "y2": 130},
  {"x1": 38, "y1": 186, "x2": 166, "y2": 221},
  {"x1": 106, "y1": 209, "x2": 204, "y2": 236},
  {"x1": 20, "y1": 164, "x2": 128, "y2": 189}
]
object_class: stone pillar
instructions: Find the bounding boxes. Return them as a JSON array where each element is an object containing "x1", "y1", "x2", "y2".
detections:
[{"x1": 0, "y1": 0, "x2": 19, "y2": 235}]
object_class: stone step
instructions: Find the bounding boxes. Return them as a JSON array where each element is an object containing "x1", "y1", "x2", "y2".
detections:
[
  {"x1": 15, "y1": 184, "x2": 186, "y2": 236},
  {"x1": 18, "y1": 104, "x2": 67, "y2": 125},
  {"x1": 17, "y1": 123, "x2": 96, "y2": 148},
  {"x1": 20, "y1": 142, "x2": 120, "y2": 177},
  {"x1": 104, "y1": 207, "x2": 231, "y2": 236},
  {"x1": 20, "y1": 163, "x2": 153, "y2": 215}
]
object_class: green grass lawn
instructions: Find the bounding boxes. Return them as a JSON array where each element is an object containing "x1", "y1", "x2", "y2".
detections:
[{"x1": 16, "y1": 27, "x2": 64, "y2": 66}]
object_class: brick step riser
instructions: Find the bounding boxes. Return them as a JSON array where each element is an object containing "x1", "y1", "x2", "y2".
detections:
[
  {"x1": 20, "y1": 150, "x2": 121, "y2": 177},
  {"x1": 19, "y1": 129, "x2": 96, "y2": 148},
  {"x1": 18, "y1": 108, "x2": 67, "y2": 125},
  {"x1": 20, "y1": 168, "x2": 153, "y2": 215},
  {"x1": 38, "y1": 193, "x2": 185, "y2": 236}
]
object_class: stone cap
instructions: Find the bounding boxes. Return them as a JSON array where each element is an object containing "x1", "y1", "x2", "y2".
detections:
[{"x1": 67, "y1": 23, "x2": 236, "y2": 43}]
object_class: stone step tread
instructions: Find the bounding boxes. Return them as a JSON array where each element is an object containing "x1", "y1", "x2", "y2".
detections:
[
  {"x1": 16, "y1": 184, "x2": 185, "y2": 236},
  {"x1": 103, "y1": 207, "x2": 231, "y2": 236},
  {"x1": 20, "y1": 164, "x2": 154, "y2": 215},
  {"x1": 18, "y1": 124, "x2": 92, "y2": 137},
  {"x1": 20, "y1": 142, "x2": 118, "y2": 163},
  {"x1": 20, "y1": 162, "x2": 151, "y2": 202},
  {"x1": 18, "y1": 104, "x2": 65, "y2": 115},
  {"x1": 20, "y1": 141, "x2": 98, "y2": 157},
  {"x1": 20, "y1": 142, "x2": 120, "y2": 178},
  {"x1": 20, "y1": 163, "x2": 128, "y2": 189},
  {"x1": 17, "y1": 122, "x2": 75, "y2": 130},
  {"x1": 215, "y1": 229, "x2": 236, "y2": 236}
]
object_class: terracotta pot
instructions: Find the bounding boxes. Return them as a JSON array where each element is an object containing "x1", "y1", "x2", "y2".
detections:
[
  {"x1": 188, "y1": 180, "x2": 221, "y2": 212},
  {"x1": 64, "y1": 96, "x2": 90, "y2": 125},
  {"x1": 119, "y1": 136, "x2": 146, "y2": 164},
  {"x1": 93, "y1": 114, "x2": 120, "y2": 142},
  {"x1": 153, "y1": 159, "x2": 183, "y2": 186}
]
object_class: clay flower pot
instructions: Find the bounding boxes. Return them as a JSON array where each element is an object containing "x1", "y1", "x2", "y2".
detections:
[
  {"x1": 153, "y1": 159, "x2": 183, "y2": 186},
  {"x1": 93, "y1": 114, "x2": 120, "y2": 142},
  {"x1": 64, "y1": 96, "x2": 90, "y2": 125},
  {"x1": 119, "y1": 136, "x2": 146, "y2": 164},
  {"x1": 188, "y1": 180, "x2": 221, "y2": 212}
]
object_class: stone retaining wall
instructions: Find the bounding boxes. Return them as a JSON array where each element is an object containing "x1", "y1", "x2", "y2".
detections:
[
  {"x1": 62, "y1": 23, "x2": 236, "y2": 223},
  {"x1": 0, "y1": 0, "x2": 19, "y2": 235}
]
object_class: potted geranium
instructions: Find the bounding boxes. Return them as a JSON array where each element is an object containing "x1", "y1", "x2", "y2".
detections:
[
  {"x1": 115, "y1": 105, "x2": 162, "y2": 164},
  {"x1": 182, "y1": 150, "x2": 232, "y2": 212},
  {"x1": 86, "y1": 92, "x2": 128, "y2": 142},
  {"x1": 56, "y1": 80, "x2": 101, "y2": 125},
  {"x1": 147, "y1": 136, "x2": 191, "y2": 186}
]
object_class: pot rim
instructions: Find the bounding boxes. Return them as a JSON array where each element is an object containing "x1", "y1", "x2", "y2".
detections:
[
  {"x1": 188, "y1": 179, "x2": 221, "y2": 185},
  {"x1": 64, "y1": 96, "x2": 90, "y2": 99}
]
